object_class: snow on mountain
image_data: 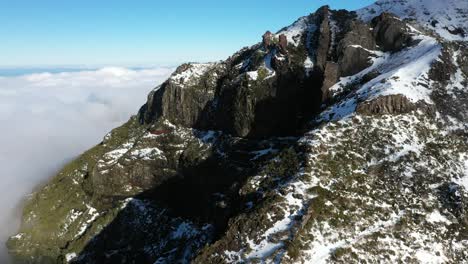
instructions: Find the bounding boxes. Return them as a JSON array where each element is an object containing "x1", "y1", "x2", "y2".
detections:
[
  {"x1": 321, "y1": 30, "x2": 441, "y2": 121},
  {"x1": 6, "y1": 1, "x2": 468, "y2": 263}
]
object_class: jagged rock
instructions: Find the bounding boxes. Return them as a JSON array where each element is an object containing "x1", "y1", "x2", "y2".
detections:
[
  {"x1": 446, "y1": 26, "x2": 466, "y2": 37},
  {"x1": 262, "y1": 31, "x2": 273, "y2": 48},
  {"x1": 429, "y1": 46, "x2": 457, "y2": 84},
  {"x1": 356, "y1": 94, "x2": 420, "y2": 115},
  {"x1": 314, "y1": 9, "x2": 377, "y2": 100},
  {"x1": 371, "y1": 12, "x2": 412, "y2": 52}
]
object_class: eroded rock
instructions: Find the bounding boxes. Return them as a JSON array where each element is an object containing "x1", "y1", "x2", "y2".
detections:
[{"x1": 356, "y1": 94, "x2": 421, "y2": 115}]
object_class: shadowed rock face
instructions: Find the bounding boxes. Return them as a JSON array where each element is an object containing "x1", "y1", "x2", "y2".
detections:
[
  {"x1": 371, "y1": 12, "x2": 412, "y2": 52},
  {"x1": 356, "y1": 94, "x2": 418, "y2": 115},
  {"x1": 313, "y1": 8, "x2": 376, "y2": 101},
  {"x1": 337, "y1": 21, "x2": 376, "y2": 76}
]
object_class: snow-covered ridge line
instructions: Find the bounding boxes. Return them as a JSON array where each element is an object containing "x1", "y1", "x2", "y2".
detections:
[{"x1": 357, "y1": 0, "x2": 468, "y2": 41}]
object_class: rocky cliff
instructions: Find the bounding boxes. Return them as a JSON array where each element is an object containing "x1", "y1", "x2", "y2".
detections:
[{"x1": 7, "y1": 0, "x2": 468, "y2": 263}]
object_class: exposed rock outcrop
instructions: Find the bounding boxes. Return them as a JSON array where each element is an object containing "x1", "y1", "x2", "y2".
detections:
[
  {"x1": 278, "y1": 34, "x2": 288, "y2": 53},
  {"x1": 262, "y1": 31, "x2": 273, "y2": 48},
  {"x1": 138, "y1": 63, "x2": 221, "y2": 128},
  {"x1": 371, "y1": 12, "x2": 412, "y2": 52},
  {"x1": 337, "y1": 21, "x2": 376, "y2": 76},
  {"x1": 313, "y1": 8, "x2": 376, "y2": 101}
]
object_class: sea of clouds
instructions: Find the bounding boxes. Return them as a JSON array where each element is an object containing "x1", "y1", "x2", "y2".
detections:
[{"x1": 0, "y1": 66, "x2": 173, "y2": 262}]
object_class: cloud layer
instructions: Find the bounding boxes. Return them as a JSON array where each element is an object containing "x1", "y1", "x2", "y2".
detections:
[{"x1": 0, "y1": 67, "x2": 173, "y2": 262}]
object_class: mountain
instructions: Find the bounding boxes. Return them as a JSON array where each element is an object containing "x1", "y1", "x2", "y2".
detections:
[{"x1": 7, "y1": 0, "x2": 468, "y2": 263}]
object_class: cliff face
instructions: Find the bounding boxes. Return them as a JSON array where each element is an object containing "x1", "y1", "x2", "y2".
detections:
[
  {"x1": 7, "y1": 1, "x2": 468, "y2": 263},
  {"x1": 138, "y1": 6, "x2": 381, "y2": 139}
]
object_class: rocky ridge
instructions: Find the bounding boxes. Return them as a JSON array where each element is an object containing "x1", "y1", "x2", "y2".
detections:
[{"x1": 7, "y1": 0, "x2": 468, "y2": 263}]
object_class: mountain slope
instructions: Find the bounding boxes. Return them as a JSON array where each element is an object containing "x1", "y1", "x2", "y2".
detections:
[
  {"x1": 7, "y1": 0, "x2": 468, "y2": 263},
  {"x1": 358, "y1": 0, "x2": 468, "y2": 41}
]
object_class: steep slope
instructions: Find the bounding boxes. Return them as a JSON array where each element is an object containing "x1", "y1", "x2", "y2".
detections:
[{"x1": 7, "y1": 0, "x2": 468, "y2": 263}]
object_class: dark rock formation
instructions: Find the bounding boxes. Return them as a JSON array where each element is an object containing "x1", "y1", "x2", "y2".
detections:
[
  {"x1": 140, "y1": 7, "x2": 402, "y2": 137},
  {"x1": 321, "y1": 62, "x2": 340, "y2": 100},
  {"x1": 311, "y1": 7, "x2": 376, "y2": 101},
  {"x1": 262, "y1": 31, "x2": 273, "y2": 48},
  {"x1": 278, "y1": 34, "x2": 288, "y2": 53},
  {"x1": 371, "y1": 12, "x2": 412, "y2": 52},
  {"x1": 446, "y1": 26, "x2": 466, "y2": 38},
  {"x1": 138, "y1": 63, "x2": 220, "y2": 129},
  {"x1": 337, "y1": 21, "x2": 376, "y2": 76}
]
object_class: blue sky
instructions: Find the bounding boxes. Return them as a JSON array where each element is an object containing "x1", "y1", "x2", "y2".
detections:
[{"x1": 0, "y1": 0, "x2": 375, "y2": 67}]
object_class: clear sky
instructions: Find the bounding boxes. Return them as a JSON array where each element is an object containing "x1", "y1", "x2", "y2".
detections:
[{"x1": 0, "y1": 0, "x2": 376, "y2": 67}]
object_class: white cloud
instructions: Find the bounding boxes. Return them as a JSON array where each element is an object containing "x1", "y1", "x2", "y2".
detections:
[{"x1": 0, "y1": 67, "x2": 173, "y2": 262}]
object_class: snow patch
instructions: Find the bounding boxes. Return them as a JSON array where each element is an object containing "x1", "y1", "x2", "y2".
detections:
[
  {"x1": 129, "y1": 147, "x2": 165, "y2": 161},
  {"x1": 75, "y1": 205, "x2": 100, "y2": 238},
  {"x1": 426, "y1": 210, "x2": 450, "y2": 224},
  {"x1": 247, "y1": 71, "x2": 259, "y2": 81},
  {"x1": 276, "y1": 17, "x2": 309, "y2": 47},
  {"x1": 170, "y1": 63, "x2": 214, "y2": 87},
  {"x1": 65, "y1": 252, "x2": 77, "y2": 262}
]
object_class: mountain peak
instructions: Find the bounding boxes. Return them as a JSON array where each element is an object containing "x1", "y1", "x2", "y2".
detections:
[{"x1": 358, "y1": 0, "x2": 468, "y2": 41}]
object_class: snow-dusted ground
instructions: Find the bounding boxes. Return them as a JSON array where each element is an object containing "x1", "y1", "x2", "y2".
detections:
[{"x1": 219, "y1": 109, "x2": 468, "y2": 263}]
